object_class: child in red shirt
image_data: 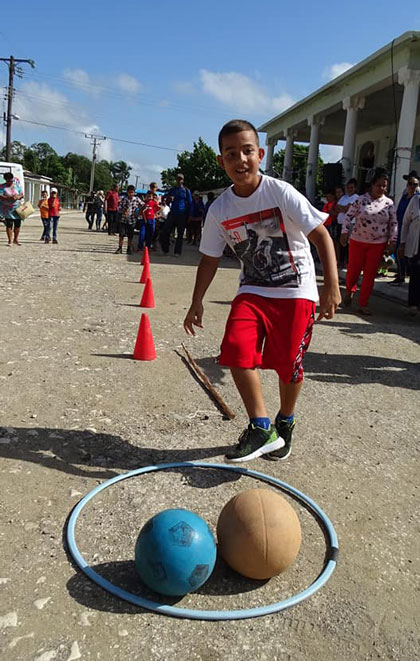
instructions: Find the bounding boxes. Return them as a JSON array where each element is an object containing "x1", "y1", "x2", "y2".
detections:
[{"x1": 138, "y1": 192, "x2": 160, "y2": 250}]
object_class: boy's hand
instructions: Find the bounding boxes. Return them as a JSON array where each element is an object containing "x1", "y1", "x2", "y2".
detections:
[
  {"x1": 184, "y1": 302, "x2": 204, "y2": 336},
  {"x1": 317, "y1": 284, "x2": 341, "y2": 321}
]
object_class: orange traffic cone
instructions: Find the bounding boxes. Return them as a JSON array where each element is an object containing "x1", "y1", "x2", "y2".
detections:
[
  {"x1": 141, "y1": 247, "x2": 150, "y2": 266},
  {"x1": 140, "y1": 260, "x2": 150, "y2": 283},
  {"x1": 133, "y1": 313, "x2": 156, "y2": 361},
  {"x1": 140, "y1": 277, "x2": 155, "y2": 308}
]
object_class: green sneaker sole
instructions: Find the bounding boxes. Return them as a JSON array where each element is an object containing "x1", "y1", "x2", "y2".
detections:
[{"x1": 225, "y1": 437, "x2": 285, "y2": 463}]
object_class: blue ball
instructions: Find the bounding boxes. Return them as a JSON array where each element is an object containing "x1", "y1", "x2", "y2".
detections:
[{"x1": 134, "y1": 508, "x2": 217, "y2": 596}]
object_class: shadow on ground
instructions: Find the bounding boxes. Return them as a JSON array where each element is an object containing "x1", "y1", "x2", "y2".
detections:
[
  {"x1": 304, "y1": 351, "x2": 419, "y2": 389},
  {"x1": 0, "y1": 427, "x2": 232, "y2": 479},
  {"x1": 66, "y1": 556, "x2": 268, "y2": 616}
]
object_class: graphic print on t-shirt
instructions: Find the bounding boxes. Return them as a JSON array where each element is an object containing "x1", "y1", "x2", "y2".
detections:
[{"x1": 221, "y1": 207, "x2": 300, "y2": 288}]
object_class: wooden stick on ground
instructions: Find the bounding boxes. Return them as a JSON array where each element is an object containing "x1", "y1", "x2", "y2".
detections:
[{"x1": 181, "y1": 343, "x2": 236, "y2": 420}]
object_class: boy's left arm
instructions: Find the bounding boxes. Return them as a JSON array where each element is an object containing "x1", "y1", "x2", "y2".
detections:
[{"x1": 308, "y1": 223, "x2": 341, "y2": 321}]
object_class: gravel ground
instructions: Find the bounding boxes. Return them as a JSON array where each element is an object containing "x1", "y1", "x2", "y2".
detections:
[{"x1": 0, "y1": 212, "x2": 419, "y2": 661}]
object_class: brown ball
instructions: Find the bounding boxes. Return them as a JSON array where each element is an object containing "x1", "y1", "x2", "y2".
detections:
[{"x1": 217, "y1": 488, "x2": 301, "y2": 580}]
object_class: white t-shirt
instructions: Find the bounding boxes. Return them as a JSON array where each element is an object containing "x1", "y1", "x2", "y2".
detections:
[
  {"x1": 200, "y1": 175, "x2": 328, "y2": 302},
  {"x1": 337, "y1": 194, "x2": 359, "y2": 224}
]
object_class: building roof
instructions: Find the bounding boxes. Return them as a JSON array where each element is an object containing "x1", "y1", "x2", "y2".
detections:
[{"x1": 258, "y1": 31, "x2": 420, "y2": 145}]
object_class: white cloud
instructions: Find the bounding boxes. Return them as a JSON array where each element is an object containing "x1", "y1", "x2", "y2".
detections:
[
  {"x1": 13, "y1": 81, "x2": 113, "y2": 160},
  {"x1": 323, "y1": 62, "x2": 354, "y2": 81},
  {"x1": 127, "y1": 161, "x2": 164, "y2": 188},
  {"x1": 116, "y1": 74, "x2": 142, "y2": 94},
  {"x1": 63, "y1": 68, "x2": 91, "y2": 88},
  {"x1": 199, "y1": 69, "x2": 294, "y2": 115}
]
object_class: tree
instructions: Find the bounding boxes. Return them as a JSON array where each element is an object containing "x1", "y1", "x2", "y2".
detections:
[
  {"x1": 273, "y1": 144, "x2": 324, "y2": 196},
  {"x1": 161, "y1": 138, "x2": 231, "y2": 191},
  {"x1": 0, "y1": 140, "x2": 26, "y2": 163},
  {"x1": 110, "y1": 160, "x2": 132, "y2": 188},
  {"x1": 94, "y1": 160, "x2": 114, "y2": 192}
]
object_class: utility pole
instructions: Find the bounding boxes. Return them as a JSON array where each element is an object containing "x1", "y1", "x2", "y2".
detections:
[
  {"x1": 134, "y1": 174, "x2": 140, "y2": 189},
  {"x1": 0, "y1": 55, "x2": 35, "y2": 161},
  {"x1": 85, "y1": 134, "x2": 106, "y2": 193}
]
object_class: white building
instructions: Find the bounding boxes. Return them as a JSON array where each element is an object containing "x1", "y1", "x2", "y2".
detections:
[{"x1": 259, "y1": 31, "x2": 420, "y2": 202}]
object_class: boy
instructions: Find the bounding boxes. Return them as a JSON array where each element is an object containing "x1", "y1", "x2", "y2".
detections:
[
  {"x1": 184, "y1": 120, "x2": 341, "y2": 462},
  {"x1": 115, "y1": 185, "x2": 142, "y2": 255},
  {"x1": 138, "y1": 191, "x2": 160, "y2": 251}
]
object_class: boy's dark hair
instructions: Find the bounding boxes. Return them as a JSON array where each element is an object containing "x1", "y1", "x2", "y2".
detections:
[
  {"x1": 218, "y1": 119, "x2": 259, "y2": 152},
  {"x1": 347, "y1": 178, "x2": 357, "y2": 187},
  {"x1": 127, "y1": 184, "x2": 136, "y2": 192}
]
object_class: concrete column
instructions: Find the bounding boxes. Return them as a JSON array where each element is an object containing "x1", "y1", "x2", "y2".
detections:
[
  {"x1": 342, "y1": 96, "x2": 365, "y2": 182},
  {"x1": 283, "y1": 130, "x2": 295, "y2": 182},
  {"x1": 305, "y1": 116, "x2": 323, "y2": 202},
  {"x1": 264, "y1": 137, "x2": 277, "y2": 174},
  {"x1": 394, "y1": 66, "x2": 420, "y2": 200}
]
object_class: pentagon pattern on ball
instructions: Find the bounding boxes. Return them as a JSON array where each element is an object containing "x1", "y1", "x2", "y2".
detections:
[
  {"x1": 188, "y1": 564, "x2": 209, "y2": 589},
  {"x1": 149, "y1": 561, "x2": 167, "y2": 581},
  {"x1": 169, "y1": 521, "x2": 194, "y2": 547}
]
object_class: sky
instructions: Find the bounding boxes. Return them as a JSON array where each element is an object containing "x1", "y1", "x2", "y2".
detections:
[{"x1": 1, "y1": 1, "x2": 419, "y2": 187}]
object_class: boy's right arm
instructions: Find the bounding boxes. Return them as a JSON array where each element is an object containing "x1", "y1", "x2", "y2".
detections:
[{"x1": 184, "y1": 255, "x2": 220, "y2": 335}]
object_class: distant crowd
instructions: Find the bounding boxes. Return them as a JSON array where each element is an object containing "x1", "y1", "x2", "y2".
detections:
[
  {"x1": 81, "y1": 173, "x2": 215, "y2": 257},
  {"x1": 0, "y1": 166, "x2": 419, "y2": 316}
]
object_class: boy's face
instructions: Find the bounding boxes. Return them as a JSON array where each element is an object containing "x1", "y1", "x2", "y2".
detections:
[{"x1": 217, "y1": 130, "x2": 264, "y2": 195}]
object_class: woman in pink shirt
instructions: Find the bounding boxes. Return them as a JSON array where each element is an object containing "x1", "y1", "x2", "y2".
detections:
[{"x1": 340, "y1": 168, "x2": 397, "y2": 315}]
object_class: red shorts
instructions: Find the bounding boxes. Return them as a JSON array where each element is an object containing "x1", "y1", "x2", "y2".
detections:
[{"x1": 219, "y1": 294, "x2": 315, "y2": 383}]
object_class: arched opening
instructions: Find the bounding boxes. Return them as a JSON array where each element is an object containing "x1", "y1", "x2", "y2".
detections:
[{"x1": 357, "y1": 141, "x2": 375, "y2": 192}]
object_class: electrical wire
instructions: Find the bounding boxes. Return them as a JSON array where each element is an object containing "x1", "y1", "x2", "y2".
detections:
[{"x1": 14, "y1": 117, "x2": 182, "y2": 153}]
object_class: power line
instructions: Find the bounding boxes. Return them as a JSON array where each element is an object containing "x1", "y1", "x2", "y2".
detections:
[{"x1": 14, "y1": 117, "x2": 182, "y2": 153}]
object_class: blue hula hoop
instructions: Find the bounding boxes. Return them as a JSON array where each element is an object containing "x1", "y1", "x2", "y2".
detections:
[{"x1": 66, "y1": 462, "x2": 338, "y2": 621}]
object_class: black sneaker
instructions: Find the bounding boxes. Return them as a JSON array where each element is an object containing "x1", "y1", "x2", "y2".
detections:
[
  {"x1": 114, "y1": 247, "x2": 122, "y2": 254},
  {"x1": 225, "y1": 424, "x2": 284, "y2": 463},
  {"x1": 266, "y1": 415, "x2": 295, "y2": 461}
]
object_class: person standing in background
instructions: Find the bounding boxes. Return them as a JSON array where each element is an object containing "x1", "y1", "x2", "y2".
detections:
[
  {"x1": 340, "y1": 169, "x2": 396, "y2": 315},
  {"x1": 45, "y1": 188, "x2": 61, "y2": 245},
  {"x1": 399, "y1": 189, "x2": 420, "y2": 316},
  {"x1": 188, "y1": 191, "x2": 205, "y2": 246},
  {"x1": 160, "y1": 173, "x2": 192, "y2": 256},
  {"x1": 115, "y1": 185, "x2": 142, "y2": 255},
  {"x1": 392, "y1": 171, "x2": 419, "y2": 285},
  {"x1": 0, "y1": 171, "x2": 24, "y2": 246},
  {"x1": 104, "y1": 184, "x2": 120, "y2": 235},
  {"x1": 94, "y1": 190, "x2": 105, "y2": 231},
  {"x1": 83, "y1": 192, "x2": 96, "y2": 230},
  {"x1": 335, "y1": 179, "x2": 359, "y2": 267},
  {"x1": 38, "y1": 189, "x2": 50, "y2": 241}
]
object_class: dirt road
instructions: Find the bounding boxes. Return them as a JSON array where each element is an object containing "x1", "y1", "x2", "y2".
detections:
[{"x1": 0, "y1": 213, "x2": 419, "y2": 660}]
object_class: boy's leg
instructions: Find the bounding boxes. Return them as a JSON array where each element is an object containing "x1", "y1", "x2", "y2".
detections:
[
  {"x1": 279, "y1": 380, "x2": 303, "y2": 417},
  {"x1": 263, "y1": 299, "x2": 314, "y2": 461},
  {"x1": 230, "y1": 367, "x2": 267, "y2": 418},
  {"x1": 220, "y1": 295, "x2": 284, "y2": 462}
]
